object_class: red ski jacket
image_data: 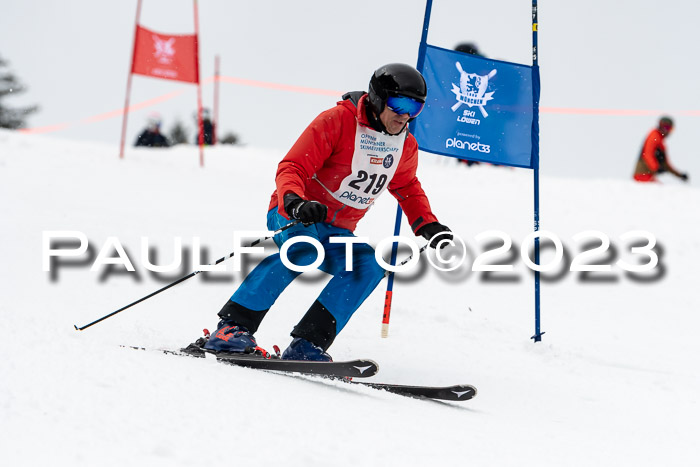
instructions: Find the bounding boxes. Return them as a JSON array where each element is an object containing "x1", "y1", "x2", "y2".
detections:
[
  {"x1": 639, "y1": 128, "x2": 666, "y2": 173},
  {"x1": 269, "y1": 94, "x2": 438, "y2": 234},
  {"x1": 633, "y1": 128, "x2": 679, "y2": 181}
]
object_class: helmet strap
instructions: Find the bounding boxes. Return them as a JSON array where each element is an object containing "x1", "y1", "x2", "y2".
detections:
[{"x1": 365, "y1": 103, "x2": 387, "y2": 133}]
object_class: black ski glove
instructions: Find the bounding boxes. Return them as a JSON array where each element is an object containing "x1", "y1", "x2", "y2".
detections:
[
  {"x1": 416, "y1": 222, "x2": 453, "y2": 249},
  {"x1": 679, "y1": 172, "x2": 689, "y2": 182},
  {"x1": 284, "y1": 193, "x2": 328, "y2": 225}
]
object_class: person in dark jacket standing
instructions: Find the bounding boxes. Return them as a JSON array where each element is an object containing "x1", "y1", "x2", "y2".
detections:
[
  {"x1": 634, "y1": 116, "x2": 688, "y2": 182},
  {"x1": 202, "y1": 64, "x2": 453, "y2": 361},
  {"x1": 194, "y1": 108, "x2": 215, "y2": 145}
]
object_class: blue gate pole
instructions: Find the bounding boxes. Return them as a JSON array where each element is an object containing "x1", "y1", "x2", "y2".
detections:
[
  {"x1": 382, "y1": 0, "x2": 433, "y2": 338},
  {"x1": 531, "y1": 0, "x2": 544, "y2": 342}
]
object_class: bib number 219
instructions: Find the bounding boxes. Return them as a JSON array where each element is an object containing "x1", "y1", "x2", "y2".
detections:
[{"x1": 348, "y1": 170, "x2": 388, "y2": 195}]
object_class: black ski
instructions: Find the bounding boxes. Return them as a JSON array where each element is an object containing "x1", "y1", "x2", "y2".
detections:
[
  {"x1": 208, "y1": 352, "x2": 378, "y2": 379},
  {"x1": 124, "y1": 343, "x2": 477, "y2": 402},
  {"x1": 347, "y1": 381, "x2": 477, "y2": 401},
  {"x1": 126, "y1": 344, "x2": 378, "y2": 379}
]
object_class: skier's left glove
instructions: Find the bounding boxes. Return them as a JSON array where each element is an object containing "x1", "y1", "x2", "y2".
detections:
[
  {"x1": 417, "y1": 222, "x2": 453, "y2": 249},
  {"x1": 284, "y1": 193, "x2": 328, "y2": 225}
]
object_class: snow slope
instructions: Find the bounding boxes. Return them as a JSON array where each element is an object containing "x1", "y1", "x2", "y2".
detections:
[{"x1": 1, "y1": 129, "x2": 699, "y2": 466}]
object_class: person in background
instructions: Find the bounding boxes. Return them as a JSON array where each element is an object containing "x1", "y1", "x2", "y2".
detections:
[
  {"x1": 134, "y1": 114, "x2": 170, "y2": 147},
  {"x1": 633, "y1": 116, "x2": 689, "y2": 183},
  {"x1": 454, "y1": 42, "x2": 483, "y2": 57},
  {"x1": 194, "y1": 108, "x2": 215, "y2": 145},
  {"x1": 199, "y1": 64, "x2": 453, "y2": 362}
]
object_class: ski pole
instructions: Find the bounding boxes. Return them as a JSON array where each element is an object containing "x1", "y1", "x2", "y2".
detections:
[
  {"x1": 381, "y1": 243, "x2": 429, "y2": 338},
  {"x1": 73, "y1": 220, "x2": 300, "y2": 331},
  {"x1": 383, "y1": 243, "x2": 429, "y2": 278}
]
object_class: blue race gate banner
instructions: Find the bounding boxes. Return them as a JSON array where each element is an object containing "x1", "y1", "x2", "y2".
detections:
[{"x1": 413, "y1": 45, "x2": 535, "y2": 169}]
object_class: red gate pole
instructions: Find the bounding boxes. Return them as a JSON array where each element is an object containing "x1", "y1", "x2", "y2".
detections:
[{"x1": 119, "y1": 0, "x2": 143, "y2": 159}]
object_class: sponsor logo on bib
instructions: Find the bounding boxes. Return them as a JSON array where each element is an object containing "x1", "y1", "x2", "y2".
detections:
[{"x1": 383, "y1": 154, "x2": 394, "y2": 169}]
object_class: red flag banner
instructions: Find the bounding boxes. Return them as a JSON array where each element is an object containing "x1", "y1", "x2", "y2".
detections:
[{"x1": 131, "y1": 25, "x2": 199, "y2": 84}]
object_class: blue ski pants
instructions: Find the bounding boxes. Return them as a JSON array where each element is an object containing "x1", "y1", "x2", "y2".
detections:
[{"x1": 230, "y1": 209, "x2": 386, "y2": 333}]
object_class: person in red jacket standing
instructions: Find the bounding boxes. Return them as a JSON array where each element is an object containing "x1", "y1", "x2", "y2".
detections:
[
  {"x1": 633, "y1": 116, "x2": 689, "y2": 182},
  {"x1": 202, "y1": 64, "x2": 453, "y2": 361}
]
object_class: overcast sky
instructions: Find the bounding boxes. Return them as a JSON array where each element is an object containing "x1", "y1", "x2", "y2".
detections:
[{"x1": 2, "y1": 0, "x2": 698, "y2": 184}]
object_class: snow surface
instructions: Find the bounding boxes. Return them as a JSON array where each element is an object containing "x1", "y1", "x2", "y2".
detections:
[{"x1": 1, "y1": 129, "x2": 699, "y2": 466}]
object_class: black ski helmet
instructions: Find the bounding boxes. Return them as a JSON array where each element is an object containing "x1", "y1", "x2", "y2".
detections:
[
  {"x1": 368, "y1": 63, "x2": 427, "y2": 117},
  {"x1": 659, "y1": 116, "x2": 674, "y2": 129}
]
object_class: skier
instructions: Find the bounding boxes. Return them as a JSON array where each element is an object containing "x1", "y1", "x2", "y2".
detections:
[
  {"x1": 633, "y1": 116, "x2": 689, "y2": 182},
  {"x1": 203, "y1": 63, "x2": 453, "y2": 361}
]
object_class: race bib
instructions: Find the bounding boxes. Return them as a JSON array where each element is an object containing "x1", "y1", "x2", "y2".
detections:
[{"x1": 328, "y1": 125, "x2": 406, "y2": 209}]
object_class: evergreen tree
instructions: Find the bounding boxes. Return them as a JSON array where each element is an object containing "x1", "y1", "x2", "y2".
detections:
[
  {"x1": 0, "y1": 55, "x2": 38, "y2": 129},
  {"x1": 219, "y1": 131, "x2": 239, "y2": 145},
  {"x1": 168, "y1": 119, "x2": 189, "y2": 145}
]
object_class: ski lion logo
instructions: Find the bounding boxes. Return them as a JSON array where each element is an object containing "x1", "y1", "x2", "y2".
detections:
[
  {"x1": 451, "y1": 62, "x2": 497, "y2": 117},
  {"x1": 153, "y1": 35, "x2": 176, "y2": 65}
]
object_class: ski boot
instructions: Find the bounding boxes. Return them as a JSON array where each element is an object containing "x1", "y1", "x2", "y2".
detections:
[
  {"x1": 281, "y1": 337, "x2": 332, "y2": 362},
  {"x1": 183, "y1": 321, "x2": 269, "y2": 358}
]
